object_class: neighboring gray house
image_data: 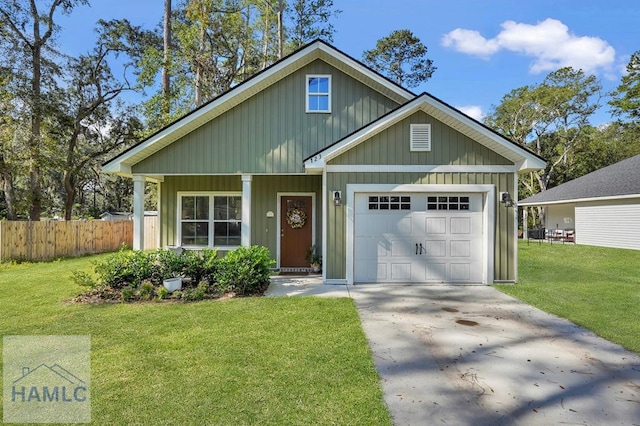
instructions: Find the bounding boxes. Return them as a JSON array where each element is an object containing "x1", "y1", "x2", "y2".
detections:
[{"x1": 519, "y1": 154, "x2": 640, "y2": 251}]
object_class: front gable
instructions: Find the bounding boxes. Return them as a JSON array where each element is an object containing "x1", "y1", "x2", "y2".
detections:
[
  {"x1": 131, "y1": 59, "x2": 401, "y2": 175},
  {"x1": 104, "y1": 40, "x2": 414, "y2": 177},
  {"x1": 305, "y1": 93, "x2": 546, "y2": 173},
  {"x1": 327, "y1": 110, "x2": 513, "y2": 168}
]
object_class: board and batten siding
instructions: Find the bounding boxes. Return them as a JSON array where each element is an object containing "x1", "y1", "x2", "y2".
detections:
[
  {"x1": 575, "y1": 201, "x2": 640, "y2": 251},
  {"x1": 131, "y1": 59, "x2": 399, "y2": 176},
  {"x1": 329, "y1": 111, "x2": 512, "y2": 166},
  {"x1": 325, "y1": 172, "x2": 516, "y2": 282},
  {"x1": 160, "y1": 175, "x2": 322, "y2": 258}
]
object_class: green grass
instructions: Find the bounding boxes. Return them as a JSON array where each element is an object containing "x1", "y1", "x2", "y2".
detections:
[
  {"x1": 496, "y1": 241, "x2": 640, "y2": 353},
  {"x1": 0, "y1": 256, "x2": 391, "y2": 425}
]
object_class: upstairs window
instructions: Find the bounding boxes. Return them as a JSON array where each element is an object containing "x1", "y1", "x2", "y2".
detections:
[{"x1": 306, "y1": 75, "x2": 331, "y2": 113}]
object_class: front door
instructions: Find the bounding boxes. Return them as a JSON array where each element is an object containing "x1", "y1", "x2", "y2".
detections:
[{"x1": 280, "y1": 195, "x2": 313, "y2": 267}]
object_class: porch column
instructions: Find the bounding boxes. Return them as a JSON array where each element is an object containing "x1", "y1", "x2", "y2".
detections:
[
  {"x1": 523, "y1": 208, "x2": 528, "y2": 240},
  {"x1": 132, "y1": 175, "x2": 145, "y2": 251},
  {"x1": 241, "y1": 174, "x2": 252, "y2": 246}
]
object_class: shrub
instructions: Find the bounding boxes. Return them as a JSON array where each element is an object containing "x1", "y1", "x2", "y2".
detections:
[
  {"x1": 70, "y1": 270, "x2": 98, "y2": 288},
  {"x1": 216, "y1": 246, "x2": 274, "y2": 296},
  {"x1": 150, "y1": 249, "x2": 184, "y2": 284},
  {"x1": 156, "y1": 286, "x2": 169, "y2": 300},
  {"x1": 121, "y1": 285, "x2": 135, "y2": 302},
  {"x1": 181, "y1": 249, "x2": 219, "y2": 284},
  {"x1": 138, "y1": 281, "x2": 155, "y2": 301},
  {"x1": 94, "y1": 249, "x2": 153, "y2": 289}
]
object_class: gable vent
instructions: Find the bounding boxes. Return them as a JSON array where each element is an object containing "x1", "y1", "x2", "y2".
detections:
[{"x1": 410, "y1": 124, "x2": 431, "y2": 151}]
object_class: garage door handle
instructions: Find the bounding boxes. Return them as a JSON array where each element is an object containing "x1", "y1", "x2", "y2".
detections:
[
  {"x1": 416, "y1": 243, "x2": 418, "y2": 255},
  {"x1": 419, "y1": 243, "x2": 423, "y2": 255}
]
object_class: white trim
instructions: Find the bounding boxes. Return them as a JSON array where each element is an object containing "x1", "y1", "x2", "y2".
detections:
[
  {"x1": 176, "y1": 191, "x2": 243, "y2": 250},
  {"x1": 306, "y1": 74, "x2": 332, "y2": 113},
  {"x1": 513, "y1": 172, "x2": 519, "y2": 282},
  {"x1": 132, "y1": 176, "x2": 146, "y2": 251},
  {"x1": 326, "y1": 164, "x2": 516, "y2": 173},
  {"x1": 519, "y1": 193, "x2": 640, "y2": 206},
  {"x1": 322, "y1": 169, "x2": 328, "y2": 283},
  {"x1": 156, "y1": 181, "x2": 162, "y2": 249},
  {"x1": 345, "y1": 184, "x2": 495, "y2": 285},
  {"x1": 276, "y1": 192, "x2": 317, "y2": 269},
  {"x1": 241, "y1": 175, "x2": 252, "y2": 246}
]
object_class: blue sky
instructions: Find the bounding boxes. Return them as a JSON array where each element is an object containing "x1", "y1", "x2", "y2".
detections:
[{"x1": 57, "y1": 0, "x2": 639, "y2": 125}]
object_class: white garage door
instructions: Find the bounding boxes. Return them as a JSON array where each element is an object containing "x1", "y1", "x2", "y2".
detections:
[{"x1": 354, "y1": 193, "x2": 483, "y2": 283}]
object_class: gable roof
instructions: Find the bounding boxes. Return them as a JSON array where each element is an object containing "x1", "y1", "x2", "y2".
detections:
[
  {"x1": 103, "y1": 40, "x2": 414, "y2": 176},
  {"x1": 519, "y1": 154, "x2": 640, "y2": 206},
  {"x1": 304, "y1": 93, "x2": 546, "y2": 173}
]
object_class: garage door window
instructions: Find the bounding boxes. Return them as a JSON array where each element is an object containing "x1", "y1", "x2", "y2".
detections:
[
  {"x1": 368, "y1": 195, "x2": 411, "y2": 210},
  {"x1": 427, "y1": 196, "x2": 470, "y2": 211}
]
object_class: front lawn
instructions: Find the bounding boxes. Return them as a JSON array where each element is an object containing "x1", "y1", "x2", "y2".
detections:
[
  {"x1": 496, "y1": 241, "x2": 640, "y2": 353},
  {"x1": 0, "y1": 256, "x2": 391, "y2": 425}
]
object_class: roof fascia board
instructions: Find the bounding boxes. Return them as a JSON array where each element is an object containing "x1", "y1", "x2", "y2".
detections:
[{"x1": 519, "y1": 193, "x2": 640, "y2": 206}]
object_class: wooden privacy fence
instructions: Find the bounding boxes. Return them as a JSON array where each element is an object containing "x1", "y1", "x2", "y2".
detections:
[{"x1": 0, "y1": 217, "x2": 159, "y2": 262}]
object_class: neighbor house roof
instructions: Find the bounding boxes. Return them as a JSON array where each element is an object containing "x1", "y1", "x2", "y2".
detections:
[
  {"x1": 304, "y1": 92, "x2": 546, "y2": 173},
  {"x1": 102, "y1": 39, "x2": 414, "y2": 176},
  {"x1": 519, "y1": 154, "x2": 640, "y2": 206}
]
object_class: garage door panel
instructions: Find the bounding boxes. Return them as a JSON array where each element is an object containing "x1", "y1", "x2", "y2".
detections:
[
  {"x1": 425, "y1": 240, "x2": 446, "y2": 257},
  {"x1": 355, "y1": 261, "x2": 388, "y2": 281},
  {"x1": 390, "y1": 238, "x2": 414, "y2": 257},
  {"x1": 450, "y1": 263, "x2": 471, "y2": 281},
  {"x1": 426, "y1": 217, "x2": 447, "y2": 234},
  {"x1": 450, "y1": 217, "x2": 471, "y2": 234},
  {"x1": 356, "y1": 237, "x2": 389, "y2": 259},
  {"x1": 391, "y1": 263, "x2": 412, "y2": 280},
  {"x1": 425, "y1": 263, "x2": 447, "y2": 281},
  {"x1": 450, "y1": 240, "x2": 471, "y2": 257}
]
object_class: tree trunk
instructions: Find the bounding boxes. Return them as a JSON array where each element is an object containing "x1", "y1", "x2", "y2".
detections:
[
  {"x1": 63, "y1": 171, "x2": 76, "y2": 221},
  {"x1": 29, "y1": 5, "x2": 43, "y2": 221},
  {"x1": 0, "y1": 155, "x2": 17, "y2": 220},
  {"x1": 162, "y1": 0, "x2": 171, "y2": 117},
  {"x1": 277, "y1": 0, "x2": 284, "y2": 59}
]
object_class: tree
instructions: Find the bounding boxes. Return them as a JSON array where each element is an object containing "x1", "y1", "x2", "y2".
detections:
[
  {"x1": 610, "y1": 50, "x2": 640, "y2": 122},
  {"x1": 362, "y1": 29, "x2": 436, "y2": 88},
  {"x1": 0, "y1": 0, "x2": 89, "y2": 220},
  {"x1": 162, "y1": 0, "x2": 172, "y2": 118},
  {"x1": 486, "y1": 67, "x2": 601, "y2": 198},
  {"x1": 288, "y1": 0, "x2": 340, "y2": 50},
  {"x1": 53, "y1": 20, "x2": 142, "y2": 220}
]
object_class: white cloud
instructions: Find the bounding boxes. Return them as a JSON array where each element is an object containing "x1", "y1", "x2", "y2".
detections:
[
  {"x1": 457, "y1": 105, "x2": 484, "y2": 121},
  {"x1": 442, "y1": 18, "x2": 615, "y2": 74}
]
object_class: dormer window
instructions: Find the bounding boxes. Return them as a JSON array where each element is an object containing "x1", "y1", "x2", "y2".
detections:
[{"x1": 306, "y1": 75, "x2": 331, "y2": 113}]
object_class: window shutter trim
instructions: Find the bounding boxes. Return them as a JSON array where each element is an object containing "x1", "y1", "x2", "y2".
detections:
[{"x1": 410, "y1": 124, "x2": 431, "y2": 151}]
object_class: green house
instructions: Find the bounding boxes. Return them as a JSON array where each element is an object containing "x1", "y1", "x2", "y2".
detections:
[{"x1": 103, "y1": 40, "x2": 545, "y2": 284}]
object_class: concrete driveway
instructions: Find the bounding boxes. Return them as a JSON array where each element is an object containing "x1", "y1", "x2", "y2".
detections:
[
  {"x1": 351, "y1": 284, "x2": 640, "y2": 425},
  {"x1": 266, "y1": 278, "x2": 640, "y2": 425}
]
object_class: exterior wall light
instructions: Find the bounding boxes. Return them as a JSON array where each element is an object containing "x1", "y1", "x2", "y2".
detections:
[
  {"x1": 500, "y1": 191, "x2": 514, "y2": 207},
  {"x1": 332, "y1": 191, "x2": 342, "y2": 206}
]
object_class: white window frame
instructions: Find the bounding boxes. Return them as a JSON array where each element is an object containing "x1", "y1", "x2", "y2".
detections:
[
  {"x1": 177, "y1": 191, "x2": 242, "y2": 249},
  {"x1": 306, "y1": 74, "x2": 331, "y2": 113}
]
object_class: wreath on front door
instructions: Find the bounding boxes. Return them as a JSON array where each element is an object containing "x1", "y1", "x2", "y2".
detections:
[{"x1": 286, "y1": 208, "x2": 307, "y2": 229}]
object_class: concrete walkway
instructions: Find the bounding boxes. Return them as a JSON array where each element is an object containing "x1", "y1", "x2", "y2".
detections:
[{"x1": 265, "y1": 279, "x2": 640, "y2": 425}]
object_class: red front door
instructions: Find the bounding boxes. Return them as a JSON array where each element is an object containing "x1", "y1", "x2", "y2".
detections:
[{"x1": 280, "y1": 196, "x2": 312, "y2": 267}]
